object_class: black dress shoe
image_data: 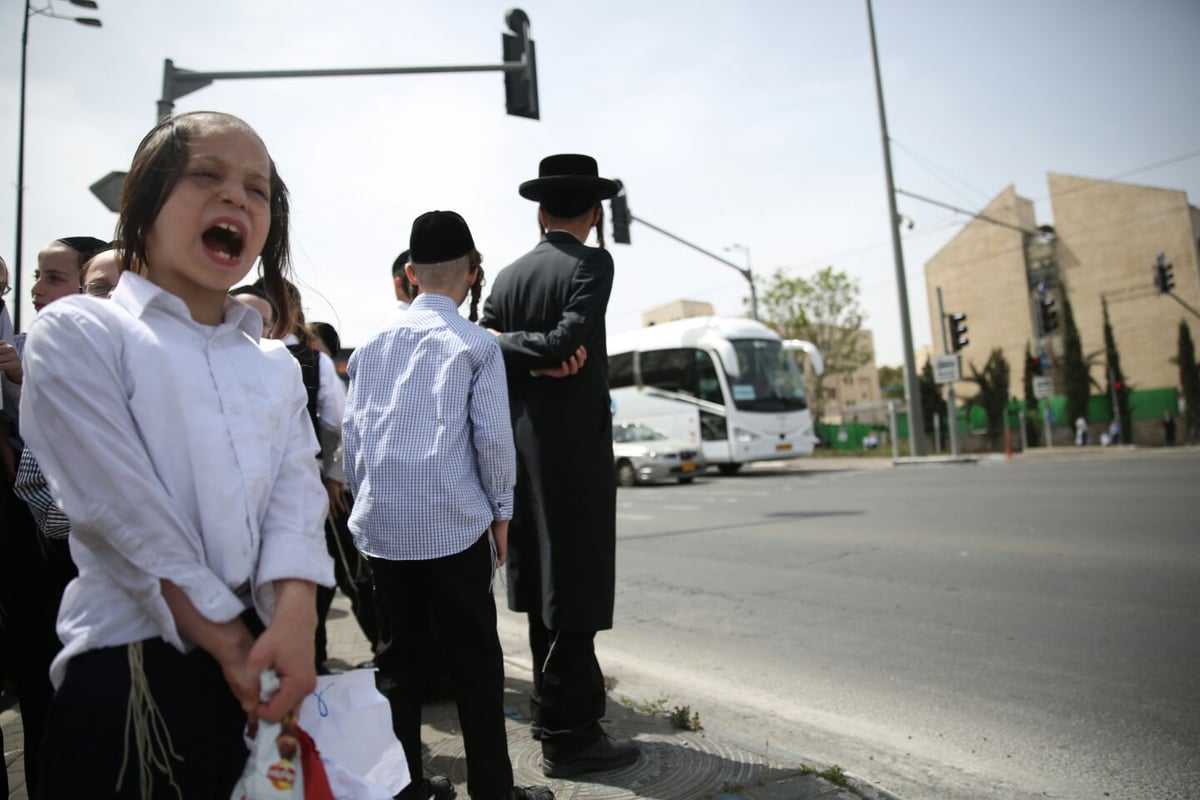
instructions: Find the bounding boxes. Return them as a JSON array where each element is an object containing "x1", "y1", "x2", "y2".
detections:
[{"x1": 541, "y1": 734, "x2": 639, "y2": 778}]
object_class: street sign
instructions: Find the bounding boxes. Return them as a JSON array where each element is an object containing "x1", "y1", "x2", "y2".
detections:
[
  {"x1": 933, "y1": 354, "x2": 961, "y2": 384},
  {"x1": 90, "y1": 170, "x2": 127, "y2": 213},
  {"x1": 1033, "y1": 376, "x2": 1055, "y2": 399}
]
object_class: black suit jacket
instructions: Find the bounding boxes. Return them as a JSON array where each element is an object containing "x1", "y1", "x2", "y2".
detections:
[{"x1": 480, "y1": 231, "x2": 617, "y2": 631}]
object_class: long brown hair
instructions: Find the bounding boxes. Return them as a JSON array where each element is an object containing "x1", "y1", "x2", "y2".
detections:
[{"x1": 115, "y1": 111, "x2": 297, "y2": 337}]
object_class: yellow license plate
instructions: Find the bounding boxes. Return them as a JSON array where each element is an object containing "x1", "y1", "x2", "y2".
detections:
[
  {"x1": 680, "y1": 461, "x2": 696, "y2": 472},
  {"x1": 776, "y1": 443, "x2": 793, "y2": 452}
]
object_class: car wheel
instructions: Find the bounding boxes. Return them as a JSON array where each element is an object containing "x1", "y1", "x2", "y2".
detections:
[
  {"x1": 678, "y1": 477, "x2": 694, "y2": 484},
  {"x1": 717, "y1": 463, "x2": 742, "y2": 476},
  {"x1": 616, "y1": 460, "x2": 637, "y2": 487}
]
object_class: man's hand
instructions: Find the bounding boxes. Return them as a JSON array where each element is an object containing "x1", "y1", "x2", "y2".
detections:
[
  {"x1": 491, "y1": 519, "x2": 509, "y2": 566},
  {"x1": 323, "y1": 476, "x2": 347, "y2": 518},
  {"x1": 0, "y1": 341, "x2": 22, "y2": 384},
  {"x1": 532, "y1": 345, "x2": 587, "y2": 379},
  {"x1": 247, "y1": 580, "x2": 318, "y2": 723}
]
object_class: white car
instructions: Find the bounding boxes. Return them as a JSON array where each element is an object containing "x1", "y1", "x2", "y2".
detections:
[{"x1": 612, "y1": 422, "x2": 705, "y2": 486}]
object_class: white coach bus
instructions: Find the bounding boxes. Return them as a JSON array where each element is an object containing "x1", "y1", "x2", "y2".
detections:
[{"x1": 608, "y1": 316, "x2": 823, "y2": 474}]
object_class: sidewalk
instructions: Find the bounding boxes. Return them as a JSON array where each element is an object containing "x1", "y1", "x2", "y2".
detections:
[{"x1": 4, "y1": 592, "x2": 890, "y2": 800}]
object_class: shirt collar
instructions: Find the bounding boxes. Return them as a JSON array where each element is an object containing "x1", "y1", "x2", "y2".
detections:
[
  {"x1": 544, "y1": 229, "x2": 582, "y2": 244},
  {"x1": 409, "y1": 293, "x2": 460, "y2": 315},
  {"x1": 112, "y1": 272, "x2": 262, "y2": 339}
]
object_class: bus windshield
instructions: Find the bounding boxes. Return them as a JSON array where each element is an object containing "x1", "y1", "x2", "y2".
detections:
[{"x1": 727, "y1": 338, "x2": 808, "y2": 412}]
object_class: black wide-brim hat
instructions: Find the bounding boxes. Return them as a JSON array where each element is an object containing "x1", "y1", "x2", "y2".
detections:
[{"x1": 519, "y1": 154, "x2": 619, "y2": 216}]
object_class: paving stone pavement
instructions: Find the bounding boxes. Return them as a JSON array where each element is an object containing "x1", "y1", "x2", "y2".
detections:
[{"x1": 4, "y1": 591, "x2": 877, "y2": 800}]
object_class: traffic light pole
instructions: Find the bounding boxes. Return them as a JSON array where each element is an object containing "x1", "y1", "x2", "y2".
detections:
[
  {"x1": 627, "y1": 214, "x2": 759, "y2": 321},
  {"x1": 936, "y1": 287, "x2": 960, "y2": 456},
  {"x1": 156, "y1": 9, "x2": 537, "y2": 122}
]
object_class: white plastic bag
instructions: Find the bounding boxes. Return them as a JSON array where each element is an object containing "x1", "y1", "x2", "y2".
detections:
[
  {"x1": 297, "y1": 669, "x2": 410, "y2": 799},
  {"x1": 232, "y1": 671, "x2": 305, "y2": 800}
]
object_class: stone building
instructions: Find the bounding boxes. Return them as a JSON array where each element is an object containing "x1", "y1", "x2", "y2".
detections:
[{"x1": 923, "y1": 174, "x2": 1199, "y2": 434}]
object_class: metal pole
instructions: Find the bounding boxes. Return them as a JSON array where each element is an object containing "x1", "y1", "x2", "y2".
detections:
[
  {"x1": 1018, "y1": 402, "x2": 1028, "y2": 452},
  {"x1": 14, "y1": 0, "x2": 31, "y2": 332},
  {"x1": 1042, "y1": 400, "x2": 1053, "y2": 448},
  {"x1": 933, "y1": 412, "x2": 941, "y2": 453},
  {"x1": 888, "y1": 400, "x2": 900, "y2": 460},
  {"x1": 634, "y1": 216, "x2": 757, "y2": 315},
  {"x1": 866, "y1": 0, "x2": 924, "y2": 456},
  {"x1": 936, "y1": 287, "x2": 960, "y2": 456}
]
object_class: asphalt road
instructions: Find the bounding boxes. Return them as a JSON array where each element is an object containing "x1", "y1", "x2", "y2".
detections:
[{"x1": 496, "y1": 448, "x2": 1200, "y2": 800}]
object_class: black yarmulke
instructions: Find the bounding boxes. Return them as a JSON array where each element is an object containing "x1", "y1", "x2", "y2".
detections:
[{"x1": 409, "y1": 211, "x2": 474, "y2": 264}]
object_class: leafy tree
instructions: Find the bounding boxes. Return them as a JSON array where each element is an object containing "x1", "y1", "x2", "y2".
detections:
[
  {"x1": 1059, "y1": 288, "x2": 1090, "y2": 427},
  {"x1": 1102, "y1": 299, "x2": 1133, "y2": 441},
  {"x1": 877, "y1": 365, "x2": 905, "y2": 399},
  {"x1": 919, "y1": 358, "x2": 947, "y2": 446},
  {"x1": 755, "y1": 266, "x2": 871, "y2": 420},
  {"x1": 1022, "y1": 342, "x2": 1040, "y2": 446},
  {"x1": 1179, "y1": 321, "x2": 1200, "y2": 443},
  {"x1": 966, "y1": 348, "x2": 1010, "y2": 451}
]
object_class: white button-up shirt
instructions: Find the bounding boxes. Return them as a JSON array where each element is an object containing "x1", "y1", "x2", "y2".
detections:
[{"x1": 20, "y1": 273, "x2": 334, "y2": 687}]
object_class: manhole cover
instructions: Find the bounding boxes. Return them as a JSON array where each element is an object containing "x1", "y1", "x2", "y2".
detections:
[{"x1": 425, "y1": 713, "x2": 774, "y2": 799}]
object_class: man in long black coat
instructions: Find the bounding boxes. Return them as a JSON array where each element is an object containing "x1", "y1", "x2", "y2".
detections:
[{"x1": 480, "y1": 154, "x2": 639, "y2": 778}]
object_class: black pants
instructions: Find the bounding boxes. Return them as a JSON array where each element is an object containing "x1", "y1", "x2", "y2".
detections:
[
  {"x1": 315, "y1": 491, "x2": 380, "y2": 664},
  {"x1": 528, "y1": 616, "x2": 607, "y2": 759},
  {"x1": 35, "y1": 632, "x2": 253, "y2": 799},
  {"x1": 370, "y1": 534, "x2": 513, "y2": 800},
  {"x1": 0, "y1": 485, "x2": 73, "y2": 797}
]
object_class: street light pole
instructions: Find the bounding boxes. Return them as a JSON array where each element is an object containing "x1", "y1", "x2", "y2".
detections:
[
  {"x1": 865, "y1": 0, "x2": 925, "y2": 456},
  {"x1": 13, "y1": 0, "x2": 102, "y2": 332},
  {"x1": 15, "y1": 1, "x2": 31, "y2": 332},
  {"x1": 725, "y1": 243, "x2": 759, "y2": 321}
]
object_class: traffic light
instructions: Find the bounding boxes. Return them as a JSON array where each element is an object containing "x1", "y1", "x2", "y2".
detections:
[
  {"x1": 1027, "y1": 354, "x2": 1043, "y2": 377},
  {"x1": 948, "y1": 312, "x2": 968, "y2": 352},
  {"x1": 1154, "y1": 253, "x2": 1175, "y2": 293},
  {"x1": 611, "y1": 180, "x2": 631, "y2": 244},
  {"x1": 1039, "y1": 295, "x2": 1058, "y2": 334},
  {"x1": 502, "y1": 9, "x2": 539, "y2": 120}
]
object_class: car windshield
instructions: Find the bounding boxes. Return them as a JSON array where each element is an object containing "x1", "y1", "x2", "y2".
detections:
[
  {"x1": 726, "y1": 338, "x2": 808, "y2": 412},
  {"x1": 613, "y1": 423, "x2": 668, "y2": 443}
]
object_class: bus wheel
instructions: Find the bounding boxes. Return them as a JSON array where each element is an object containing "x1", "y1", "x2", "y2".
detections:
[
  {"x1": 617, "y1": 460, "x2": 638, "y2": 487},
  {"x1": 717, "y1": 463, "x2": 742, "y2": 476}
]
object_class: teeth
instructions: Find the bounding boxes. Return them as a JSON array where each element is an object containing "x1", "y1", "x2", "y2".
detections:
[{"x1": 214, "y1": 251, "x2": 233, "y2": 261}]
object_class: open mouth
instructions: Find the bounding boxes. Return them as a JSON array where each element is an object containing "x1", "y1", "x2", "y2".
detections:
[{"x1": 201, "y1": 220, "x2": 246, "y2": 265}]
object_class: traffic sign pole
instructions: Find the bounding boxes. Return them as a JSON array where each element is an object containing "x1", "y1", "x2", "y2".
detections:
[{"x1": 937, "y1": 287, "x2": 960, "y2": 456}]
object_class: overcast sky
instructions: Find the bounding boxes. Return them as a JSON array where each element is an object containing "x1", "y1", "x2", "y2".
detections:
[{"x1": 3, "y1": 0, "x2": 1198, "y2": 366}]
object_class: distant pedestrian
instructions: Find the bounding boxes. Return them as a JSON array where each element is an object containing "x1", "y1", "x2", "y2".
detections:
[
  {"x1": 1162, "y1": 411, "x2": 1177, "y2": 446},
  {"x1": 1108, "y1": 418, "x2": 1121, "y2": 445},
  {"x1": 1074, "y1": 416, "x2": 1088, "y2": 446}
]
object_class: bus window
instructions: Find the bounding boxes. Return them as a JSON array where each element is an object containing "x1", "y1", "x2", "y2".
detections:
[
  {"x1": 640, "y1": 348, "x2": 695, "y2": 396},
  {"x1": 694, "y1": 349, "x2": 723, "y2": 404},
  {"x1": 728, "y1": 339, "x2": 808, "y2": 412},
  {"x1": 609, "y1": 351, "x2": 635, "y2": 388}
]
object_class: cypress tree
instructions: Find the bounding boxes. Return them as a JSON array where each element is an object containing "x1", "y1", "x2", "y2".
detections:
[
  {"x1": 1179, "y1": 321, "x2": 1200, "y2": 443},
  {"x1": 1102, "y1": 299, "x2": 1133, "y2": 442},
  {"x1": 1060, "y1": 288, "x2": 1090, "y2": 427},
  {"x1": 1023, "y1": 342, "x2": 1040, "y2": 446}
]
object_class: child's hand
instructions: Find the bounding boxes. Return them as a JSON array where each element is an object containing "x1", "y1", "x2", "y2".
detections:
[
  {"x1": 211, "y1": 620, "x2": 259, "y2": 715},
  {"x1": 491, "y1": 519, "x2": 509, "y2": 566},
  {"x1": 247, "y1": 580, "x2": 318, "y2": 724},
  {"x1": 0, "y1": 341, "x2": 22, "y2": 383}
]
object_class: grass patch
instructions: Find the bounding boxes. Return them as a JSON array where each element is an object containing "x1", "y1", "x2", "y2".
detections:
[
  {"x1": 618, "y1": 696, "x2": 703, "y2": 731},
  {"x1": 669, "y1": 704, "x2": 702, "y2": 731},
  {"x1": 799, "y1": 763, "x2": 849, "y2": 787},
  {"x1": 619, "y1": 694, "x2": 670, "y2": 716}
]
